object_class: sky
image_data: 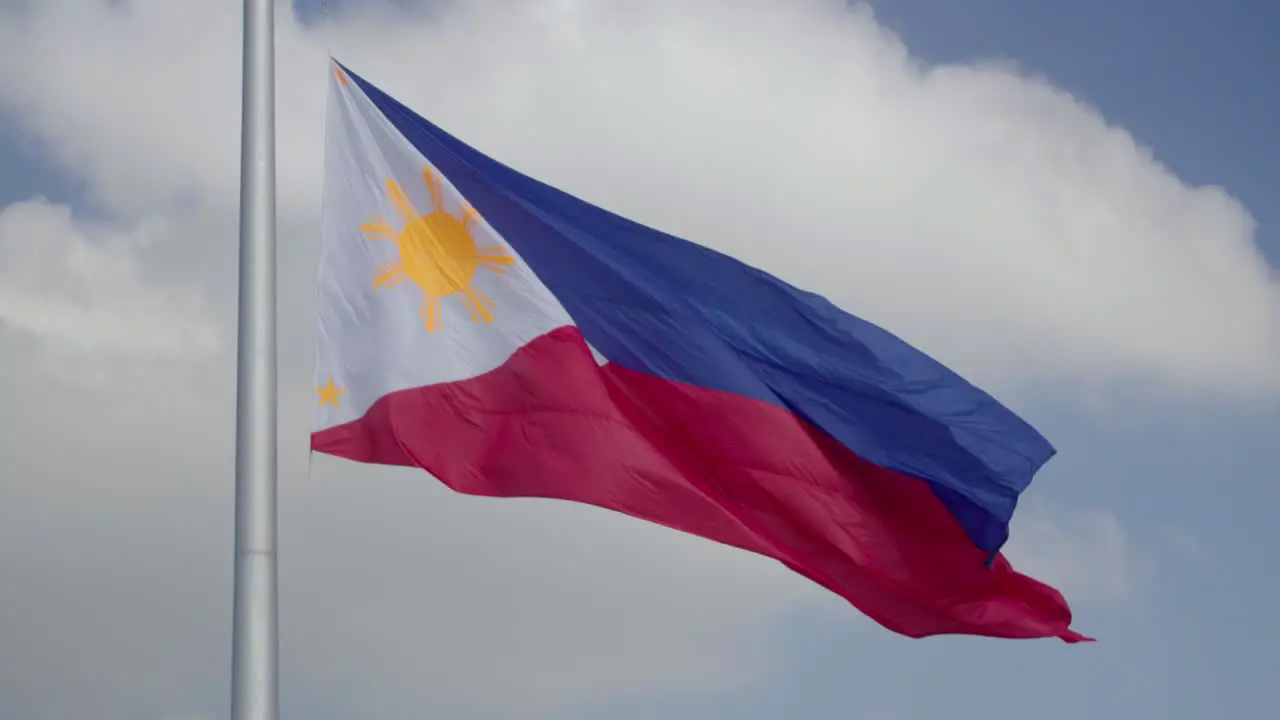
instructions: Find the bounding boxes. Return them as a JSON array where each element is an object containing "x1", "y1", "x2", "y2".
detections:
[{"x1": 0, "y1": 0, "x2": 1276, "y2": 718}]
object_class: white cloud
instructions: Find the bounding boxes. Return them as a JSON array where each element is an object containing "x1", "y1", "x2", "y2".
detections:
[
  {"x1": 0, "y1": 198, "x2": 219, "y2": 363},
  {"x1": 1, "y1": 0, "x2": 1276, "y2": 399},
  {"x1": 0, "y1": 0, "x2": 1262, "y2": 717}
]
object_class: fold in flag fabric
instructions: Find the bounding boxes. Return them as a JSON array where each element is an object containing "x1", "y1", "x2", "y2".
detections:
[{"x1": 313, "y1": 60, "x2": 1091, "y2": 643}]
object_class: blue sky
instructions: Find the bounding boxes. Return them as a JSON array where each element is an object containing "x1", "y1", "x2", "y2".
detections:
[{"x1": 0, "y1": 1, "x2": 1276, "y2": 719}]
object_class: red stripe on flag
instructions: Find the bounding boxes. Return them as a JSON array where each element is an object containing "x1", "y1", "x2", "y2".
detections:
[{"x1": 313, "y1": 326, "x2": 1090, "y2": 642}]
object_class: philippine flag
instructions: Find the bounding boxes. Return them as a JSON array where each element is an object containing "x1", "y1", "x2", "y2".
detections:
[{"x1": 313, "y1": 61, "x2": 1090, "y2": 643}]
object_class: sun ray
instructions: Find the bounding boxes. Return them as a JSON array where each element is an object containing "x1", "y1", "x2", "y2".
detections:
[
  {"x1": 460, "y1": 204, "x2": 480, "y2": 228},
  {"x1": 361, "y1": 222, "x2": 396, "y2": 241},
  {"x1": 459, "y1": 291, "x2": 482, "y2": 323},
  {"x1": 386, "y1": 179, "x2": 419, "y2": 223},
  {"x1": 464, "y1": 287, "x2": 495, "y2": 323},
  {"x1": 374, "y1": 267, "x2": 408, "y2": 289},
  {"x1": 379, "y1": 275, "x2": 410, "y2": 291},
  {"x1": 423, "y1": 168, "x2": 446, "y2": 213},
  {"x1": 420, "y1": 294, "x2": 441, "y2": 332},
  {"x1": 375, "y1": 261, "x2": 402, "y2": 274},
  {"x1": 478, "y1": 252, "x2": 515, "y2": 265},
  {"x1": 477, "y1": 259, "x2": 509, "y2": 275}
]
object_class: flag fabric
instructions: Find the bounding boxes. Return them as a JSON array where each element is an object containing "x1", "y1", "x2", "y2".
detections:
[{"x1": 313, "y1": 60, "x2": 1090, "y2": 643}]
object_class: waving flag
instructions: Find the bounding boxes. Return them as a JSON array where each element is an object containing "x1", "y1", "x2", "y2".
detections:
[{"x1": 313, "y1": 60, "x2": 1089, "y2": 642}]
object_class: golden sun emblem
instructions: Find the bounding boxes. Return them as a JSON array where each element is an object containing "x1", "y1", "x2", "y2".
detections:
[{"x1": 360, "y1": 168, "x2": 515, "y2": 331}]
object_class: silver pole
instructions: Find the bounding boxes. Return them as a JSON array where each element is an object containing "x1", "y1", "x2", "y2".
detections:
[{"x1": 230, "y1": 0, "x2": 278, "y2": 719}]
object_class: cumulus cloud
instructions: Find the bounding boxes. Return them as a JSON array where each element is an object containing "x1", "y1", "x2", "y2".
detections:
[
  {"x1": 0, "y1": 199, "x2": 219, "y2": 366},
  {"x1": 1, "y1": 0, "x2": 1276, "y2": 399},
  {"x1": 0, "y1": 0, "x2": 1259, "y2": 717}
]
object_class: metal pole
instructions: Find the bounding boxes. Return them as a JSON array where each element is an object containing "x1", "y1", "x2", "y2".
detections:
[{"x1": 231, "y1": 0, "x2": 278, "y2": 719}]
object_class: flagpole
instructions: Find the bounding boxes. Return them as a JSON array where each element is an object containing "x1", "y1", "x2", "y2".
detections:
[{"x1": 231, "y1": 0, "x2": 278, "y2": 719}]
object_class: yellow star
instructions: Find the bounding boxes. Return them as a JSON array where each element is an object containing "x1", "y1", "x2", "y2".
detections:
[{"x1": 316, "y1": 377, "x2": 346, "y2": 408}]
